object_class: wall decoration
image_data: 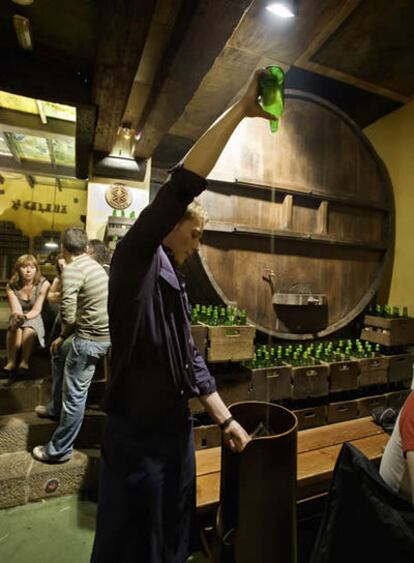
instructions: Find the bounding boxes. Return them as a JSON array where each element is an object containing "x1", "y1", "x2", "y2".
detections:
[{"x1": 104, "y1": 183, "x2": 132, "y2": 210}]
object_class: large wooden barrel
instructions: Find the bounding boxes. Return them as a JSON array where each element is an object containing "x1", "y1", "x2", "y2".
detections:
[{"x1": 184, "y1": 90, "x2": 393, "y2": 340}]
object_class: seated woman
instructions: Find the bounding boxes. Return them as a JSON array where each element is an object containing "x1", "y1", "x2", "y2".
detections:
[{"x1": 2, "y1": 254, "x2": 50, "y2": 379}]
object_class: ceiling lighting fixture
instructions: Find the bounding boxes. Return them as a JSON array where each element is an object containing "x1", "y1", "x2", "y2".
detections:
[
  {"x1": 12, "y1": 0, "x2": 35, "y2": 5},
  {"x1": 266, "y1": 2, "x2": 296, "y2": 18},
  {"x1": 45, "y1": 182, "x2": 59, "y2": 249},
  {"x1": 13, "y1": 14, "x2": 33, "y2": 50}
]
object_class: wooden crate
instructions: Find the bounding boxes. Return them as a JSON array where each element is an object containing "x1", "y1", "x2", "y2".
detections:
[
  {"x1": 327, "y1": 400, "x2": 358, "y2": 424},
  {"x1": 191, "y1": 325, "x2": 208, "y2": 360},
  {"x1": 205, "y1": 324, "x2": 256, "y2": 362},
  {"x1": 357, "y1": 394, "x2": 387, "y2": 417},
  {"x1": 387, "y1": 353, "x2": 412, "y2": 383},
  {"x1": 215, "y1": 369, "x2": 265, "y2": 404},
  {"x1": 292, "y1": 364, "x2": 329, "y2": 399},
  {"x1": 194, "y1": 424, "x2": 221, "y2": 450},
  {"x1": 327, "y1": 359, "x2": 359, "y2": 392},
  {"x1": 294, "y1": 405, "x2": 326, "y2": 430},
  {"x1": 354, "y1": 356, "x2": 388, "y2": 387},
  {"x1": 361, "y1": 314, "x2": 414, "y2": 346},
  {"x1": 385, "y1": 389, "x2": 411, "y2": 410},
  {"x1": 244, "y1": 365, "x2": 293, "y2": 401}
]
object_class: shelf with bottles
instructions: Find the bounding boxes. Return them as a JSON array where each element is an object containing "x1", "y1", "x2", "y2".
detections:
[
  {"x1": 191, "y1": 304, "x2": 249, "y2": 327},
  {"x1": 363, "y1": 304, "x2": 414, "y2": 346},
  {"x1": 106, "y1": 210, "x2": 135, "y2": 241},
  {"x1": 244, "y1": 343, "x2": 328, "y2": 400},
  {"x1": 241, "y1": 344, "x2": 293, "y2": 401},
  {"x1": 191, "y1": 304, "x2": 255, "y2": 363},
  {"x1": 343, "y1": 338, "x2": 388, "y2": 386}
]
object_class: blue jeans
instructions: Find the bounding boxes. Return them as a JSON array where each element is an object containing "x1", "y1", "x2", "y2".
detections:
[{"x1": 46, "y1": 335, "x2": 110, "y2": 460}]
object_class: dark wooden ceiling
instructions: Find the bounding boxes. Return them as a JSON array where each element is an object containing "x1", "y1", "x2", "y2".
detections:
[{"x1": 0, "y1": 0, "x2": 413, "y2": 180}]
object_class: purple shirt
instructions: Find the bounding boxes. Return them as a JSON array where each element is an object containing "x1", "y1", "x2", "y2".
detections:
[{"x1": 104, "y1": 166, "x2": 216, "y2": 426}]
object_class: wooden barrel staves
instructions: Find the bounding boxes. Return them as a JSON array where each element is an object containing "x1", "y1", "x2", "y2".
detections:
[{"x1": 183, "y1": 90, "x2": 393, "y2": 340}]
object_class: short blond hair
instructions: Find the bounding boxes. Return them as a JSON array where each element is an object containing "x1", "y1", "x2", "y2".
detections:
[{"x1": 181, "y1": 200, "x2": 208, "y2": 225}]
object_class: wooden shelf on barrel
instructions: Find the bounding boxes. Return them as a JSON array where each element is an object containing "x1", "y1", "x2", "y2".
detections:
[{"x1": 361, "y1": 314, "x2": 414, "y2": 346}]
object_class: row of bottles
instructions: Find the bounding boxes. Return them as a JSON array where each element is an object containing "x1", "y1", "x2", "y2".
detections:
[
  {"x1": 111, "y1": 209, "x2": 136, "y2": 219},
  {"x1": 243, "y1": 338, "x2": 385, "y2": 370},
  {"x1": 191, "y1": 304, "x2": 247, "y2": 326},
  {"x1": 368, "y1": 304, "x2": 409, "y2": 318}
]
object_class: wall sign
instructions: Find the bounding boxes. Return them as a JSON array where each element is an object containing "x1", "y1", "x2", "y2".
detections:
[
  {"x1": 12, "y1": 199, "x2": 67, "y2": 213},
  {"x1": 104, "y1": 183, "x2": 132, "y2": 210}
]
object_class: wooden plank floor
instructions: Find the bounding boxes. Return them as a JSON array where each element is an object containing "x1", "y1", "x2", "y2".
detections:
[{"x1": 196, "y1": 417, "x2": 389, "y2": 511}]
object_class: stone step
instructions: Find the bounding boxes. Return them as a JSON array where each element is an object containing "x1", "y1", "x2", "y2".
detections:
[
  {"x1": 0, "y1": 378, "x2": 106, "y2": 415},
  {"x1": 0, "y1": 340, "x2": 108, "y2": 382},
  {"x1": 0, "y1": 409, "x2": 106, "y2": 455},
  {"x1": 0, "y1": 447, "x2": 100, "y2": 509}
]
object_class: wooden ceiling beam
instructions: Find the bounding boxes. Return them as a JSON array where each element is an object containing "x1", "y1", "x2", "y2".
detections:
[
  {"x1": 0, "y1": 155, "x2": 75, "y2": 179},
  {"x1": 76, "y1": 105, "x2": 96, "y2": 179},
  {"x1": 134, "y1": 0, "x2": 254, "y2": 160},
  {"x1": 0, "y1": 108, "x2": 75, "y2": 141},
  {"x1": 92, "y1": 0, "x2": 157, "y2": 154}
]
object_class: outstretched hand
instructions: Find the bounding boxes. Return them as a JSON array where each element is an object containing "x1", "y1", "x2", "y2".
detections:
[{"x1": 239, "y1": 68, "x2": 275, "y2": 120}]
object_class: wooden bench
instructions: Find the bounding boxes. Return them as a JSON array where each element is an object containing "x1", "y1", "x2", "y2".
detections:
[{"x1": 195, "y1": 416, "x2": 389, "y2": 513}]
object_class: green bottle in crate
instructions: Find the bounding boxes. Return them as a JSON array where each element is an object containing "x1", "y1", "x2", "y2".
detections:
[{"x1": 239, "y1": 309, "x2": 247, "y2": 325}]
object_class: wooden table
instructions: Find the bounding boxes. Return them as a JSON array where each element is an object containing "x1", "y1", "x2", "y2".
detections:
[{"x1": 195, "y1": 417, "x2": 389, "y2": 512}]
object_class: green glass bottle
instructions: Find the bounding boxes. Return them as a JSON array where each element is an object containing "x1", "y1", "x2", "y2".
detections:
[
  {"x1": 403, "y1": 306, "x2": 409, "y2": 318},
  {"x1": 112, "y1": 208, "x2": 117, "y2": 217},
  {"x1": 129, "y1": 210, "x2": 136, "y2": 219},
  {"x1": 121, "y1": 209, "x2": 126, "y2": 218},
  {"x1": 259, "y1": 66, "x2": 285, "y2": 133},
  {"x1": 239, "y1": 309, "x2": 247, "y2": 325},
  {"x1": 191, "y1": 307, "x2": 199, "y2": 325}
]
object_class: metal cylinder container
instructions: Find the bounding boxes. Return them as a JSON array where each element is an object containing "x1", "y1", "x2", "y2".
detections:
[{"x1": 216, "y1": 401, "x2": 298, "y2": 563}]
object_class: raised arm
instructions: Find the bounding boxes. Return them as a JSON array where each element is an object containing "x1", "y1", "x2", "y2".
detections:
[
  {"x1": 47, "y1": 276, "x2": 62, "y2": 304},
  {"x1": 114, "y1": 69, "x2": 272, "y2": 264},
  {"x1": 182, "y1": 68, "x2": 272, "y2": 178}
]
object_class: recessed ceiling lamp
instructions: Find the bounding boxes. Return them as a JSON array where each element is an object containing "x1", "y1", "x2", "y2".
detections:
[
  {"x1": 12, "y1": 0, "x2": 34, "y2": 4},
  {"x1": 13, "y1": 14, "x2": 33, "y2": 50},
  {"x1": 266, "y1": 2, "x2": 296, "y2": 18},
  {"x1": 45, "y1": 182, "x2": 59, "y2": 249}
]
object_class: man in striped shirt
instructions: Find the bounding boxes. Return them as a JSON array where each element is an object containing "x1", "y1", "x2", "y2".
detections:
[{"x1": 33, "y1": 227, "x2": 110, "y2": 463}]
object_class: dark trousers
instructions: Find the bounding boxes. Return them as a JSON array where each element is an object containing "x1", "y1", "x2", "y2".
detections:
[{"x1": 91, "y1": 414, "x2": 195, "y2": 563}]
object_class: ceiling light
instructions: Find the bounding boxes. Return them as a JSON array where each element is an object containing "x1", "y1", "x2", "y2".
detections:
[
  {"x1": 12, "y1": 0, "x2": 35, "y2": 5},
  {"x1": 13, "y1": 15, "x2": 33, "y2": 50},
  {"x1": 45, "y1": 239, "x2": 58, "y2": 249},
  {"x1": 266, "y1": 2, "x2": 296, "y2": 18}
]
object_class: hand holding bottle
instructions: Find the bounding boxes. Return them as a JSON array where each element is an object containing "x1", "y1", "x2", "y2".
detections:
[
  {"x1": 259, "y1": 65, "x2": 285, "y2": 133},
  {"x1": 238, "y1": 69, "x2": 276, "y2": 121}
]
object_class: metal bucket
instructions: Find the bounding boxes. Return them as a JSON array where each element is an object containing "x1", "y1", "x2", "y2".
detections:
[{"x1": 216, "y1": 401, "x2": 297, "y2": 563}]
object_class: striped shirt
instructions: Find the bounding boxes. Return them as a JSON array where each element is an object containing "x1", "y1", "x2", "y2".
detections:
[{"x1": 61, "y1": 254, "x2": 109, "y2": 342}]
